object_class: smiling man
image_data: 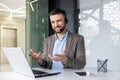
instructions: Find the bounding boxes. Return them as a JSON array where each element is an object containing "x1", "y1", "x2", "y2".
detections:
[{"x1": 30, "y1": 9, "x2": 86, "y2": 69}]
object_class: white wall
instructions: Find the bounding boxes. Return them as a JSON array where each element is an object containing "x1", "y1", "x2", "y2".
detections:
[{"x1": 78, "y1": 0, "x2": 120, "y2": 71}]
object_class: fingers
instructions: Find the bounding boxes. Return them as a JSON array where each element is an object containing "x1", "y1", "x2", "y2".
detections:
[
  {"x1": 54, "y1": 49, "x2": 66, "y2": 56},
  {"x1": 48, "y1": 54, "x2": 54, "y2": 59},
  {"x1": 48, "y1": 54, "x2": 64, "y2": 61},
  {"x1": 54, "y1": 54, "x2": 60, "y2": 56},
  {"x1": 30, "y1": 49, "x2": 34, "y2": 52},
  {"x1": 50, "y1": 49, "x2": 67, "y2": 62},
  {"x1": 29, "y1": 49, "x2": 42, "y2": 59},
  {"x1": 30, "y1": 49, "x2": 36, "y2": 55},
  {"x1": 37, "y1": 52, "x2": 42, "y2": 58},
  {"x1": 48, "y1": 54, "x2": 59, "y2": 61}
]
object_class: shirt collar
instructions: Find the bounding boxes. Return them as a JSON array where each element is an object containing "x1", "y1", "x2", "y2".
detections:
[{"x1": 54, "y1": 31, "x2": 68, "y2": 40}]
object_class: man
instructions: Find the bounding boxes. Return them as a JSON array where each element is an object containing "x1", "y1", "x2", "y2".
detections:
[{"x1": 30, "y1": 9, "x2": 86, "y2": 69}]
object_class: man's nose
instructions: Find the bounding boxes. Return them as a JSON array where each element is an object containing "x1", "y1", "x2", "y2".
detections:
[{"x1": 54, "y1": 22, "x2": 59, "y2": 27}]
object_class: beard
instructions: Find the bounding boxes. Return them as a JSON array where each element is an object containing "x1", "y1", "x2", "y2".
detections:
[{"x1": 54, "y1": 26, "x2": 65, "y2": 33}]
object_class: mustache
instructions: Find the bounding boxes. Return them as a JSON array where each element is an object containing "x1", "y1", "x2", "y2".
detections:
[{"x1": 54, "y1": 26, "x2": 65, "y2": 33}]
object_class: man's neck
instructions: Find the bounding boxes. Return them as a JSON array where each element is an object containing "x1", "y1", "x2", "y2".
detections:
[{"x1": 56, "y1": 29, "x2": 67, "y2": 39}]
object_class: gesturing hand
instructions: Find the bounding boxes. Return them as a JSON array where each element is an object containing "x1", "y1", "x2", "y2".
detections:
[
  {"x1": 29, "y1": 49, "x2": 42, "y2": 62},
  {"x1": 48, "y1": 50, "x2": 67, "y2": 62}
]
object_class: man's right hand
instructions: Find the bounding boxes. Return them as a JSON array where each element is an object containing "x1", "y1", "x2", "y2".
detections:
[{"x1": 29, "y1": 49, "x2": 42, "y2": 62}]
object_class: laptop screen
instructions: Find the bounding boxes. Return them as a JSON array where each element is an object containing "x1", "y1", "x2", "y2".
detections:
[{"x1": 3, "y1": 47, "x2": 61, "y2": 78}]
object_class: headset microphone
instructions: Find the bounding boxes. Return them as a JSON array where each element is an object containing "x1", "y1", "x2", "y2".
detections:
[{"x1": 60, "y1": 28, "x2": 64, "y2": 33}]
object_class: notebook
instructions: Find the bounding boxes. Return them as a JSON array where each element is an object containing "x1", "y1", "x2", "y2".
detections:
[{"x1": 2, "y1": 47, "x2": 60, "y2": 78}]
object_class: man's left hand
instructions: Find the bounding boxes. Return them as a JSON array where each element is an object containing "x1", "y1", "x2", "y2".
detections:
[{"x1": 48, "y1": 50, "x2": 67, "y2": 62}]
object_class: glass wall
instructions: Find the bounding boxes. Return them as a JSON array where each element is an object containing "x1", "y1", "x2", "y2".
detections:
[{"x1": 78, "y1": 0, "x2": 120, "y2": 71}]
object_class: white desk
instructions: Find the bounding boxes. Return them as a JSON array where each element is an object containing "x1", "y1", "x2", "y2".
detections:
[{"x1": 0, "y1": 68, "x2": 120, "y2": 80}]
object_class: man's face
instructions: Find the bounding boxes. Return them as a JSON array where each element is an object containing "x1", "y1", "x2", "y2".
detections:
[{"x1": 50, "y1": 13, "x2": 66, "y2": 33}]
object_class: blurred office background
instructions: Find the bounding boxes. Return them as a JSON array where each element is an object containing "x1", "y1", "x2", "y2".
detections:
[{"x1": 0, "y1": 0, "x2": 120, "y2": 71}]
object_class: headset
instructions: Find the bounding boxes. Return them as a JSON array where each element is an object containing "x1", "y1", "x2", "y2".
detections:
[{"x1": 65, "y1": 17, "x2": 68, "y2": 23}]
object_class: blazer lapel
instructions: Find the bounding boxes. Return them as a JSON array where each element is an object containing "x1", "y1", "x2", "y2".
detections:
[{"x1": 65, "y1": 31, "x2": 73, "y2": 56}]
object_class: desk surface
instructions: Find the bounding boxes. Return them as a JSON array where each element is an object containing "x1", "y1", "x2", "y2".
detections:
[{"x1": 0, "y1": 68, "x2": 120, "y2": 80}]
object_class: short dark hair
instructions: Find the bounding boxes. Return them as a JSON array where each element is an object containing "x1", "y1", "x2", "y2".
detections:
[{"x1": 49, "y1": 9, "x2": 68, "y2": 23}]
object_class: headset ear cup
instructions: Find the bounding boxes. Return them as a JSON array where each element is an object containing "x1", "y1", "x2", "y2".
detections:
[{"x1": 65, "y1": 18, "x2": 68, "y2": 23}]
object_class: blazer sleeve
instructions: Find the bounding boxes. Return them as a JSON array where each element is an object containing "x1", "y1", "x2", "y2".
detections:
[{"x1": 38, "y1": 38, "x2": 52, "y2": 69}]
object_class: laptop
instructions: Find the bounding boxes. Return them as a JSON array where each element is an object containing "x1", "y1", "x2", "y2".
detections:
[{"x1": 2, "y1": 47, "x2": 61, "y2": 78}]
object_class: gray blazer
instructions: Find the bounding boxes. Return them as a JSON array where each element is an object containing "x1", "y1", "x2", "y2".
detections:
[{"x1": 40, "y1": 31, "x2": 86, "y2": 69}]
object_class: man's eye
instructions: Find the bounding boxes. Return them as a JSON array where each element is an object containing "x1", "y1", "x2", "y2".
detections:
[{"x1": 51, "y1": 22, "x2": 54, "y2": 24}]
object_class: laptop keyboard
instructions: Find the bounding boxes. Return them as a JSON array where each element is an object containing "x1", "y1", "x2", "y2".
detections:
[
  {"x1": 32, "y1": 69, "x2": 48, "y2": 74},
  {"x1": 32, "y1": 69, "x2": 61, "y2": 78}
]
